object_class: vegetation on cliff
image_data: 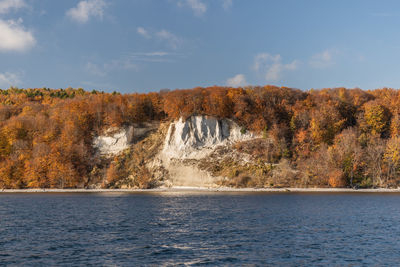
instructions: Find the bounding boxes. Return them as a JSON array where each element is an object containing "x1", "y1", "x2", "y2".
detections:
[{"x1": 0, "y1": 85, "x2": 400, "y2": 188}]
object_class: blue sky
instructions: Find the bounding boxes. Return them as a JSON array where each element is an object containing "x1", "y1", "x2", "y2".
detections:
[{"x1": 0, "y1": 0, "x2": 399, "y2": 93}]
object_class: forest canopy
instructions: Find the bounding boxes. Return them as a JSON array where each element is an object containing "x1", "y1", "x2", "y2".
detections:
[{"x1": 1, "y1": 85, "x2": 400, "y2": 189}]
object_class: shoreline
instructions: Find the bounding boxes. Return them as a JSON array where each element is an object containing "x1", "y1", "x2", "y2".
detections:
[{"x1": 1, "y1": 187, "x2": 400, "y2": 193}]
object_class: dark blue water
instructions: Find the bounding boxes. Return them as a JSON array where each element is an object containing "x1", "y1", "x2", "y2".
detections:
[{"x1": 1, "y1": 192, "x2": 400, "y2": 266}]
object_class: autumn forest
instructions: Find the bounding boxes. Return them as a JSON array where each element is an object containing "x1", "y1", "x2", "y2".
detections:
[{"x1": 1, "y1": 86, "x2": 400, "y2": 189}]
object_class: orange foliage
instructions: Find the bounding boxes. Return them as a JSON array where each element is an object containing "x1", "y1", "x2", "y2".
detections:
[
  {"x1": 328, "y1": 169, "x2": 346, "y2": 188},
  {"x1": 0, "y1": 86, "x2": 400, "y2": 188}
]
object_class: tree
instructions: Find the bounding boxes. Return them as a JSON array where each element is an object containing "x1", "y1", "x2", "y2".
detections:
[
  {"x1": 384, "y1": 137, "x2": 400, "y2": 185},
  {"x1": 310, "y1": 104, "x2": 345, "y2": 145},
  {"x1": 363, "y1": 101, "x2": 391, "y2": 137}
]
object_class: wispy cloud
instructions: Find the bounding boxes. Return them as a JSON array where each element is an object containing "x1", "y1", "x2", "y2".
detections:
[
  {"x1": 66, "y1": 0, "x2": 106, "y2": 23},
  {"x1": 253, "y1": 53, "x2": 298, "y2": 82},
  {"x1": 309, "y1": 49, "x2": 337, "y2": 69},
  {"x1": 0, "y1": 0, "x2": 27, "y2": 14},
  {"x1": 226, "y1": 74, "x2": 246, "y2": 87},
  {"x1": 87, "y1": 51, "x2": 181, "y2": 76},
  {"x1": 129, "y1": 51, "x2": 173, "y2": 62},
  {"x1": 86, "y1": 57, "x2": 138, "y2": 76},
  {"x1": 155, "y1": 30, "x2": 183, "y2": 49},
  {"x1": 137, "y1": 27, "x2": 184, "y2": 50},
  {"x1": 0, "y1": 71, "x2": 21, "y2": 88},
  {"x1": 133, "y1": 51, "x2": 170, "y2": 57},
  {"x1": 127, "y1": 51, "x2": 182, "y2": 63},
  {"x1": 175, "y1": 0, "x2": 207, "y2": 16},
  {"x1": 137, "y1": 26, "x2": 150, "y2": 38},
  {"x1": 221, "y1": 0, "x2": 232, "y2": 10},
  {"x1": 0, "y1": 18, "x2": 35, "y2": 52},
  {"x1": 85, "y1": 62, "x2": 106, "y2": 76}
]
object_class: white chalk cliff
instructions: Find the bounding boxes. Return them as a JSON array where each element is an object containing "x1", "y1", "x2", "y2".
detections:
[
  {"x1": 93, "y1": 122, "x2": 159, "y2": 157},
  {"x1": 153, "y1": 115, "x2": 255, "y2": 187},
  {"x1": 161, "y1": 115, "x2": 254, "y2": 160},
  {"x1": 94, "y1": 116, "x2": 256, "y2": 188},
  {"x1": 93, "y1": 126, "x2": 134, "y2": 156}
]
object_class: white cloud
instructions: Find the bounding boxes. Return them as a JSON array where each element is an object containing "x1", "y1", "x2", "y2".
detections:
[
  {"x1": 0, "y1": 71, "x2": 21, "y2": 88},
  {"x1": 221, "y1": 0, "x2": 232, "y2": 10},
  {"x1": 253, "y1": 53, "x2": 298, "y2": 82},
  {"x1": 309, "y1": 49, "x2": 337, "y2": 68},
  {"x1": 0, "y1": 19, "x2": 35, "y2": 52},
  {"x1": 226, "y1": 74, "x2": 246, "y2": 87},
  {"x1": 66, "y1": 0, "x2": 106, "y2": 23},
  {"x1": 137, "y1": 26, "x2": 150, "y2": 38},
  {"x1": 155, "y1": 30, "x2": 182, "y2": 49},
  {"x1": 0, "y1": 0, "x2": 26, "y2": 14},
  {"x1": 176, "y1": 0, "x2": 206, "y2": 16}
]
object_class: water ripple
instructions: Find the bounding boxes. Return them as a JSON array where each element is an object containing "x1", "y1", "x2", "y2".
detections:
[{"x1": 0, "y1": 192, "x2": 400, "y2": 265}]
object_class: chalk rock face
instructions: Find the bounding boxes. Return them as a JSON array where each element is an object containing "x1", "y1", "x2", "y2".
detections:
[
  {"x1": 162, "y1": 116, "x2": 253, "y2": 159},
  {"x1": 93, "y1": 126, "x2": 134, "y2": 156}
]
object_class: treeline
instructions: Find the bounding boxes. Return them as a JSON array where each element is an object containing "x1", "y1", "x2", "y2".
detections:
[{"x1": 0, "y1": 85, "x2": 400, "y2": 188}]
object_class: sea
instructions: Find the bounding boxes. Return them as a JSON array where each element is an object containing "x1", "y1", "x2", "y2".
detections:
[{"x1": 0, "y1": 192, "x2": 399, "y2": 266}]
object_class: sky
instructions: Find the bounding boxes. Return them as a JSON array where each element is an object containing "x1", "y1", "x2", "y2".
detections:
[{"x1": 0, "y1": 0, "x2": 400, "y2": 93}]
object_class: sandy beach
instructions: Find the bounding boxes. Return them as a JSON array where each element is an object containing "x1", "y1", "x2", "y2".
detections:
[{"x1": 1, "y1": 187, "x2": 400, "y2": 193}]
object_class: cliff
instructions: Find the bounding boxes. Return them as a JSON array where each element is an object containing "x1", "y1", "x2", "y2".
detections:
[
  {"x1": 93, "y1": 126, "x2": 134, "y2": 156},
  {"x1": 93, "y1": 122, "x2": 159, "y2": 156},
  {"x1": 95, "y1": 116, "x2": 267, "y2": 188},
  {"x1": 162, "y1": 116, "x2": 254, "y2": 159},
  {"x1": 153, "y1": 116, "x2": 255, "y2": 187}
]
